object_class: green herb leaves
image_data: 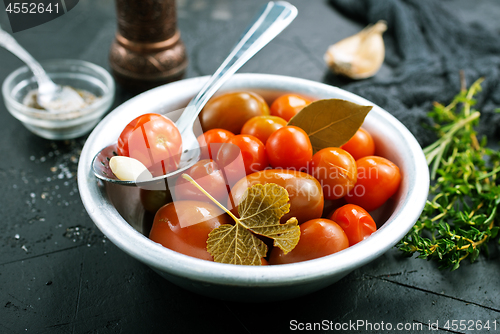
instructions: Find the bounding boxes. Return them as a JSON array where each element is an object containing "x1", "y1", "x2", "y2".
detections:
[
  {"x1": 398, "y1": 78, "x2": 500, "y2": 270},
  {"x1": 288, "y1": 99, "x2": 372, "y2": 153}
]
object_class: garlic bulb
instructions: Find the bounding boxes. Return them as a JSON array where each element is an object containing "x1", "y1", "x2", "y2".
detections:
[
  {"x1": 109, "y1": 156, "x2": 153, "y2": 182},
  {"x1": 324, "y1": 20, "x2": 387, "y2": 80}
]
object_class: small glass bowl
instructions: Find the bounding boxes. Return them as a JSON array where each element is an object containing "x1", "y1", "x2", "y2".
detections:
[{"x1": 2, "y1": 59, "x2": 115, "y2": 140}]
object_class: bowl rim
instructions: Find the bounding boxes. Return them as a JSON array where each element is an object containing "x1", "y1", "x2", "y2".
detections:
[
  {"x1": 2, "y1": 58, "x2": 115, "y2": 120},
  {"x1": 78, "y1": 73, "x2": 429, "y2": 287}
]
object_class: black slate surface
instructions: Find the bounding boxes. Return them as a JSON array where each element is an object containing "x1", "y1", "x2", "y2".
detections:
[{"x1": 1, "y1": 0, "x2": 499, "y2": 333}]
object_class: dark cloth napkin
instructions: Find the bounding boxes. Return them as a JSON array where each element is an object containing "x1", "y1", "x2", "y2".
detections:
[{"x1": 328, "y1": 0, "x2": 500, "y2": 146}]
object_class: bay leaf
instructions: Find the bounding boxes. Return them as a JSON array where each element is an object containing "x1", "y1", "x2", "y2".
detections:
[{"x1": 287, "y1": 98, "x2": 372, "y2": 153}]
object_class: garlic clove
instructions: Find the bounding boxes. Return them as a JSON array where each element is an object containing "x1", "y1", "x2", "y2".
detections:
[
  {"x1": 109, "y1": 156, "x2": 153, "y2": 182},
  {"x1": 324, "y1": 20, "x2": 387, "y2": 80}
]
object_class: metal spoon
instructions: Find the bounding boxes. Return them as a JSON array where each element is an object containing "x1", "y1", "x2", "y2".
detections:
[
  {"x1": 92, "y1": 1, "x2": 297, "y2": 187},
  {"x1": 0, "y1": 26, "x2": 84, "y2": 112}
]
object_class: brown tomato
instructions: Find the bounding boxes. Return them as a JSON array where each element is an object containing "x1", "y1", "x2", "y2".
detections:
[
  {"x1": 228, "y1": 169, "x2": 324, "y2": 224},
  {"x1": 199, "y1": 91, "x2": 270, "y2": 134}
]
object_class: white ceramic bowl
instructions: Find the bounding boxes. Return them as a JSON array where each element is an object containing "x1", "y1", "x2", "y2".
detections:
[
  {"x1": 2, "y1": 59, "x2": 115, "y2": 140},
  {"x1": 77, "y1": 74, "x2": 429, "y2": 301}
]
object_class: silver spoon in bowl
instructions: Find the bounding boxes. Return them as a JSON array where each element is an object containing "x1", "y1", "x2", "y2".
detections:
[
  {"x1": 0, "y1": 26, "x2": 84, "y2": 112},
  {"x1": 92, "y1": 1, "x2": 297, "y2": 187}
]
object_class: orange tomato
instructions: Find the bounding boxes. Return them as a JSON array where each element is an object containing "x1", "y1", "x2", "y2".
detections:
[
  {"x1": 266, "y1": 126, "x2": 313, "y2": 171},
  {"x1": 311, "y1": 147, "x2": 357, "y2": 200},
  {"x1": 329, "y1": 204, "x2": 377, "y2": 245},
  {"x1": 217, "y1": 134, "x2": 269, "y2": 176},
  {"x1": 345, "y1": 156, "x2": 401, "y2": 211},
  {"x1": 240, "y1": 115, "x2": 287, "y2": 144},
  {"x1": 269, "y1": 218, "x2": 349, "y2": 264},
  {"x1": 197, "y1": 128, "x2": 235, "y2": 160},
  {"x1": 149, "y1": 201, "x2": 232, "y2": 261},
  {"x1": 341, "y1": 128, "x2": 375, "y2": 160},
  {"x1": 270, "y1": 93, "x2": 311, "y2": 121}
]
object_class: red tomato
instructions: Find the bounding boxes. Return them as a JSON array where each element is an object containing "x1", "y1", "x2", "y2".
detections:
[
  {"x1": 240, "y1": 115, "x2": 287, "y2": 144},
  {"x1": 217, "y1": 134, "x2": 269, "y2": 176},
  {"x1": 197, "y1": 128, "x2": 235, "y2": 160},
  {"x1": 174, "y1": 159, "x2": 228, "y2": 204},
  {"x1": 117, "y1": 113, "x2": 182, "y2": 177},
  {"x1": 270, "y1": 93, "x2": 311, "y2": 121},
  {"x1": 311, "y1": 147, "x2": 357, "y2": 200},
  {"x1": 345, "y1": 156, "x2": 401, "y2": 211},
  {"x1": 229, "y1": 169, "x2": 324, "y2": 224},
  {"x1": 341, "y1": 128, "x2": 375, "y2": 160},
  {"x1": 266, "y1": 126, "x2": 313, "y2": 171},
  {"x1": 268, "y1": 218, "x2": 349, "y2": 264},
  {"x1": 200, "y1": 91, "x2": 270, "y2": 134},
  {"x1": 149, "y1": 201, "x2": 232, "y2": 261},
  {"x1": 328, "y1": 204, "x2": 377, "y2": 245}
]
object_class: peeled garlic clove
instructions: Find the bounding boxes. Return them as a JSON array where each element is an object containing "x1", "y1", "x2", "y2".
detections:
[
  {"x1": 109, "y1": 156, "x2": 153, "y2": 182},
  {"x1": 324, "y1": 20, "x2": 387, "y2": 79}
]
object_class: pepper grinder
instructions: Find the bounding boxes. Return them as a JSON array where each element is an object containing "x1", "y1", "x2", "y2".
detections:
[{"x1": 109, "y1": 0, "x2": 188, "y2": 91}]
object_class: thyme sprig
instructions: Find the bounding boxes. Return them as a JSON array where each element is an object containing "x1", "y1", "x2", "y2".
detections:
[{"x1": 398, "y1": 77, "x2": 500, "y2": 270}]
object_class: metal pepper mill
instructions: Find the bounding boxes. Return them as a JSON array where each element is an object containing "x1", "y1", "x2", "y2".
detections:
[{"x1": 109, "y1": 0, "x2": 188, "y2": 91}]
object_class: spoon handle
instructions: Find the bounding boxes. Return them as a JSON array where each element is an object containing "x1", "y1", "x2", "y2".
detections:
[
  {"x1": 0, "y1": 26, "x2": 58, "y2": 93},
  {"x1": 175, "y1": 1, "x2": 297, "y2": 134}
]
